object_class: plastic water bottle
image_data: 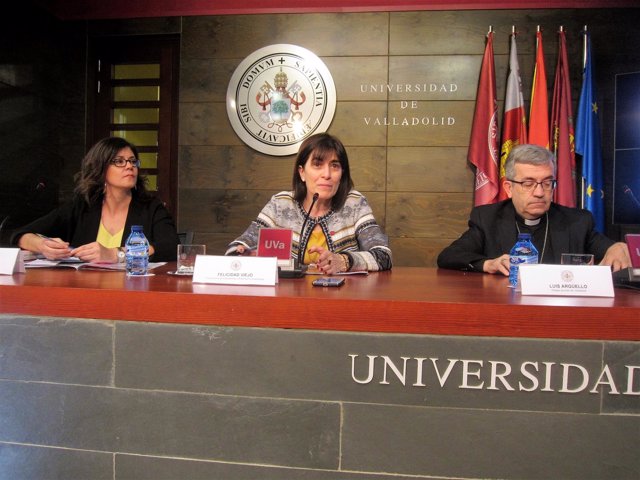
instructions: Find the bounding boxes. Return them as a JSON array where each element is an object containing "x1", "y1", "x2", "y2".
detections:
[
  {"x1": 509, "y1": 233, "x2": 538, "y2": 288},
  {"x1": 125, "y1": 225, "x2": 149, "y2": 276}
]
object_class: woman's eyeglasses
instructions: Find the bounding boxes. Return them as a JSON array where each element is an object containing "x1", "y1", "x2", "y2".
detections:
[{"x1": 110, "y1": 157, "x2": 140, "y2": 168}]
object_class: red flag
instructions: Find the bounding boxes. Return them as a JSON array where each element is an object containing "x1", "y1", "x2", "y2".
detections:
[
  {"x1": 550, "y1": 29, "x2": 576, "y2": 207},
  {"x1": 468, "y1": 31, "x2": 499, "y2": 206},
  {"x1": 498, "y1": 34, "x2": 528, "y2": 200},
  {"x1": 529, "y1": 30, "x2": 549, "y2": 148}
]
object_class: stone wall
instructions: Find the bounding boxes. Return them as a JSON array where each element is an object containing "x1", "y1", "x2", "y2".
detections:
[{"x1": 1, "y1": 314, "x2": 637, "y2": 478}]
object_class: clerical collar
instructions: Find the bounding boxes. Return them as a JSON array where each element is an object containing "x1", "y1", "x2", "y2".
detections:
[
  {"x1": 516, "y1": 212, "x2": 549, "y2": 263},
  {"x1": 515, "y1": 213, "x2": 544, "y2": 227}
]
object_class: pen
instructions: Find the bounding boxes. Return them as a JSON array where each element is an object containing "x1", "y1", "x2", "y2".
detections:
[{"x1": 36, "y1": 233, "x2": 74, "y2": 249}]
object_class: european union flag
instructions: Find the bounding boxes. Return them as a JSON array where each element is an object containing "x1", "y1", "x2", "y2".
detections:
[{"x1": 576, "y1": 32, "x2": 605, "y2": 232}]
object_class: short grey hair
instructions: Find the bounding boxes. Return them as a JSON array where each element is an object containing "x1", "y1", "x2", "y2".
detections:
[{"x1": 504, "y1": 144, "x2": 557, "y2": 179}]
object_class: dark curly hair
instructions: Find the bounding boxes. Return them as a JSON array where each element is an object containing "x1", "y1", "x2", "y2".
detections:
[
  {"x1": 292, "y1": 133, "x2": 354, "y2": 211},
  {"x1": 74, "y1": 137, "x2": 149, "y2": 205}
]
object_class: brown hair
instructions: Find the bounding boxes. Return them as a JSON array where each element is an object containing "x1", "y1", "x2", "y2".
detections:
[
  {"x1": 292, "y1": 133, "x2": 354, "y2": 211},
  {"x1": 74, "y1": 137, "x2": 149, "y2": 204}
]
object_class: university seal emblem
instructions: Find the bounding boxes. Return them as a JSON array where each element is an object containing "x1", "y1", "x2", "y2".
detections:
[
  {"x1": 226, "y1": 44, "x2": 337, "y2": 156},
  {"x1": 561, "y1": 270, "x2": 574, "y2": 282}
]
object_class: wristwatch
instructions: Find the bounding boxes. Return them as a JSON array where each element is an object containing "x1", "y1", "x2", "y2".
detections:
[{"x1": 117, "y1": 247, "x2": 126, "y2": 263}]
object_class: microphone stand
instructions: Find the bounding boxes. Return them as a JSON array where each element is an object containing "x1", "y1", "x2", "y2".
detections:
[{"x1": 279, "y1": 192, "x2": 318, "y2": 278}]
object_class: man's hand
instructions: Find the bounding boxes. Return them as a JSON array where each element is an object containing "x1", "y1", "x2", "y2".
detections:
[
  {"x1": 483, "y1": 254, "x2": 510, "y2": 276},
  {"x1": 600, "y1": 242, "x2": 631, "y2": 272}
]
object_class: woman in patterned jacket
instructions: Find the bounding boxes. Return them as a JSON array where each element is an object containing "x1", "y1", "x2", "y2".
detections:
[{"x1": 226, "y1": 133, "x2": 392, "y2": 274}]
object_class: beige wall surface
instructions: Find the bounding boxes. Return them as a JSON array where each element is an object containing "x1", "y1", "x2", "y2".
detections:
[{"x1": 177, "y1": 9, "x2": 640, "y2": 266}]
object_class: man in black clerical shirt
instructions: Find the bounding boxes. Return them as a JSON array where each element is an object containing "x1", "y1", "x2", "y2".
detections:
[{"x1": 437, "y1": 144, "x2": 631, "y2": 275}]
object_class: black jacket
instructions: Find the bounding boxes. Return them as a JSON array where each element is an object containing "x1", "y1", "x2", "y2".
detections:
[
  {"x1": 11, "y1": 194, "x2": 179, "y2": 262},
  {"x1": 437, "y1": 200, "x2": 614, "y2": 272}
]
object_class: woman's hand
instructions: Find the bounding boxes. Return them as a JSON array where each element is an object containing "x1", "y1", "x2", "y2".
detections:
[
  {"x1": 308, "y1": 246, "x2": 348, "y2": 275},
  {"x1": 233, "y1": 245, "x2": 256, "y2": 256},
  {"x1": 18, "y1": 233, "x2": 72, "y2": 260},
  {"x1": 40, "y1": 237, "x2": 73, "y2": 260},
  {"x1": 70, "y1": 242, "x2": 118, "y2": 263}
]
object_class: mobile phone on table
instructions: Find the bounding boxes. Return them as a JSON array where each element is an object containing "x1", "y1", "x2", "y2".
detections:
[{"x1": 312, "y1": 277, "x2": 345, "y2": 287}]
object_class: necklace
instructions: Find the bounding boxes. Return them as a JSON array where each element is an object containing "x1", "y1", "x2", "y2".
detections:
[{"x1": 516, "y1": 212, "x2": 549, "y2": 263}]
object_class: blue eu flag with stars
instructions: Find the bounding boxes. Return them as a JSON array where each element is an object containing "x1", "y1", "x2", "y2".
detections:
[{"x1": 576, "y1": 32, "x2": 605, "y2": 233}]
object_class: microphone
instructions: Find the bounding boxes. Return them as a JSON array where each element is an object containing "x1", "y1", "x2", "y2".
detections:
[
  {"x1": 279, "y1": 193, "x2": 318, "y2": 279},
  {"x1": 299, "y1": 193, "x2": 319, "y2": 264},
  {"x1": 623, "y1": 185, "x2": 640, "y2": 209}
]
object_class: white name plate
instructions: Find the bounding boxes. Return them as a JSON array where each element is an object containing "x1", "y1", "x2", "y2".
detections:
[
  {"x1": 193, "y1": 255, "x2": 278, "y2": 286},
  {"x1": 0, "y1": 248, "x2": 25, "y2": 275},
  {"x1": 519, "y1": 264, "x2": 614, "y2": 297}
]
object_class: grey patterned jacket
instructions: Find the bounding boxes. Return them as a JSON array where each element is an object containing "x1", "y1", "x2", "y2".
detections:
[{"x1": 226, "y1": 190, "x2": 392, "y2": 271}]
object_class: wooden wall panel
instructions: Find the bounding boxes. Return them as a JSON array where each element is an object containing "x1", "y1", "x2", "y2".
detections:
[
  {"x1": 179, "y1": 146, "x2": 386, "y2": 192},
  {"x1": 387, "y1": 147, "x2": 473, "y2": 192},
  {"x1": 180, "y1": 189, "x2": 388, "y2": 247},
  {"x1": 386, "y1": 192, "x2": 470, "y2": 238},
  {"x1": 176, "y1": 8, "x2": 640, "y2": 267},
  {"x1": 387, "y1": 101, "x2": 474, "y2": 146},
  {"x1": 390, "y1": 10, "x2": 510, "y2": 55},
  {"x1": 179, "y1": 102, "x2": 239, "y2": 145},
  {"x1": 345, "y1": 147, "x2": 387, "y2": 192},
  {"x1": 329, "y1": 102, "x2": 388, "y2": 146},
  {"x1": 180, "y1": 58, "x2": 236, "y2": 103},
  {"x1": 323, "y1": 57, "x2": 390, "y2": 102},
  {"x1": 359, "y1": 192, "x2": 387, "y2": 227},
  {"x1": 182, "y1": 13, "x2": 390, "y2": 60},
  {"x1": 179, "y1": 146, "x2": 293, "y2": 190},
  {"x1": 387, "y1": 10, "x2": 580, "y2": 56},
  {"x1": 390, "y1": 237, "x2": 454, "y2": 267},
  {"x1": 180, "y1": 189, "x2": 275, "y2": 234},
  {"x1": 195, "y1": 232, "x2": 238, "y2": 255},
  {"x1": 388, "y1": 56, "x2": 480, "y2": 101}
]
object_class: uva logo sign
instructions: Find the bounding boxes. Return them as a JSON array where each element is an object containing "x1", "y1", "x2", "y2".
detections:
[{"x1": 265, "y1": 240, "x2": 287, "y2": 250}]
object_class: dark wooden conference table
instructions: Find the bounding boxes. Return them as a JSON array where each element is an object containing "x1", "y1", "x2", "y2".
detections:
[{"x1": 0, "y1": 264, "x2": 638, "y2": 341}]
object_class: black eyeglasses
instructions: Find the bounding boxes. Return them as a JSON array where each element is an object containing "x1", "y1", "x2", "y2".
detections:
[
  {"x1": 110, "y1": 157, "x2": 140, "y2": 168},
  {"x1": 507, "y1": 178, "x2": 557, "y2": 192}
]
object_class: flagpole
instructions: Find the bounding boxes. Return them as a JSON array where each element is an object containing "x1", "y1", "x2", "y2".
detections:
[
  {"x1": 581, "y1": 25, "x2": 588, "y2": 209},
  {"x1": 582, "y1": 25, "x2": 588, "y2": 70}
]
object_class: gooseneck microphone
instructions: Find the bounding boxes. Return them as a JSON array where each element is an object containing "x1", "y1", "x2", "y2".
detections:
[
  {"x1": 278, "y1": 193, "x2": 319, "y2": 278},
  {"x1": 299, "y1": 193, "x2": 319, "y2": 264}
]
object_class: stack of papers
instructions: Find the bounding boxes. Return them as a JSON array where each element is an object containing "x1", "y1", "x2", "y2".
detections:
[{"x1": 25, "y1": 259, "x2": 165, "y2": 271}]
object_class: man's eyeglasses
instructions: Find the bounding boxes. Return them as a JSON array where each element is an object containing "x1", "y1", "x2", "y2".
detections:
[
  {"x1": 507, "y1": 178, "x2": 557, "y2": 192},
  {"x1": 110, "y1": 157, "x2": 140, "y2": 168}
]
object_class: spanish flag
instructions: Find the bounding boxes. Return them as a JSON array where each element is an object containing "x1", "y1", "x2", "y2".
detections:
[{"x1": 529, "y1": 30, "x2": 549, "y2": 149}]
